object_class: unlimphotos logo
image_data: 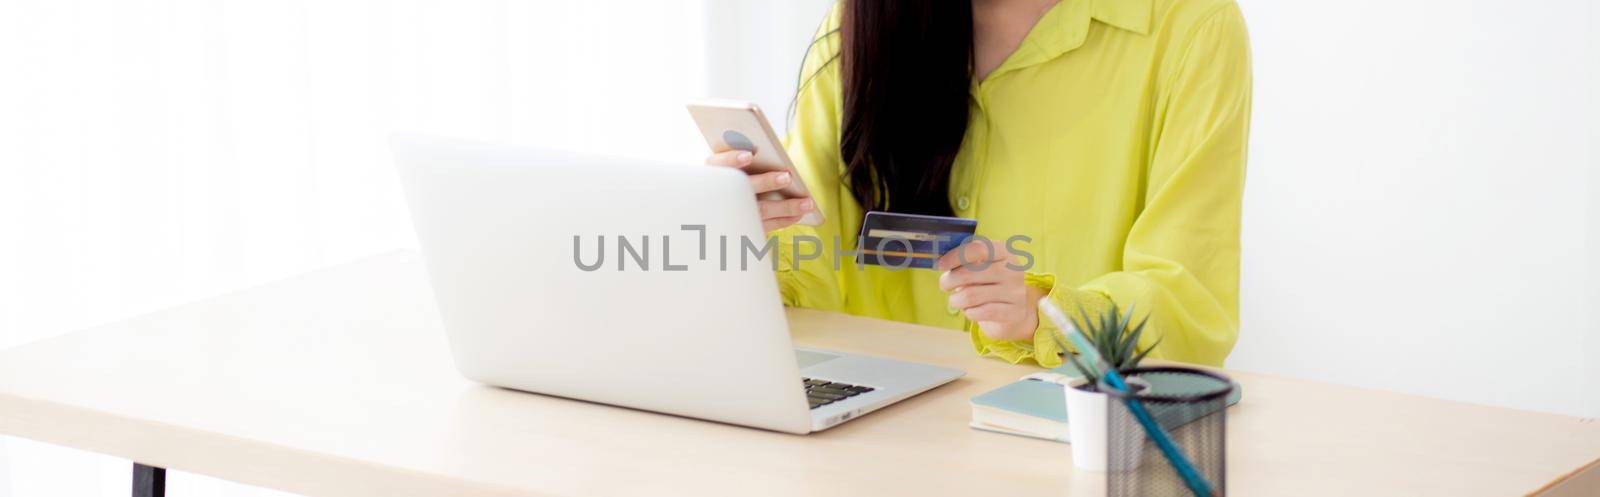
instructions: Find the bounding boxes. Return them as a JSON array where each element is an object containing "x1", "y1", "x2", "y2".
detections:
[{"x1": 573, "y1": 224, "x2": 1033, "y2": 272}]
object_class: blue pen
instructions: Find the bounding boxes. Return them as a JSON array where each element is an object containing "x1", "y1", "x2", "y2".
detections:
[{"x1": 1039, "y1": 299, "x2": 1215, "y2": 497}]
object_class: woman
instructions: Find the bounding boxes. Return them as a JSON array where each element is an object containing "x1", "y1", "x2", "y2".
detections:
[{"x1": 708, "y1": 0, "x2": 1250, "y2": 367}]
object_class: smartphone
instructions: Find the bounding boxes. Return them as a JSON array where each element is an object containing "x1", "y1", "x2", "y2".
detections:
[{"x1": 686, "y1": 99, "x2": 824, "y2": 226}]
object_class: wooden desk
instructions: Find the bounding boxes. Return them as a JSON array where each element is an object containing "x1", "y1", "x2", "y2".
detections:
[{"x1": 0, "y1": 252, "x2": 1595, "y2": 497}]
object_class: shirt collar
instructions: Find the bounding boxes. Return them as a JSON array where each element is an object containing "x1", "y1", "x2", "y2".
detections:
[
  {"x1": 1036, "y1": 0, "x2": 1155, "y2": 48},
  {"x1": 1091, "y1": 0, "x2": 1153, "y2": 36},
  {"x1": 978, "y1": 0, "x2": 1153, "y2": 86}
]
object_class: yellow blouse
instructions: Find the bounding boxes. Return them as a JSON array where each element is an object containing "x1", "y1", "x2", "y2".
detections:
[{"x1": 775, "y1": 0, "x2": 1251, "y2": 368}]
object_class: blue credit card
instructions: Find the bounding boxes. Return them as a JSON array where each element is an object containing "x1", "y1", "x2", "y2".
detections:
[{"x1": 855, "y1": 211, "x2": 978, "y2": 270}]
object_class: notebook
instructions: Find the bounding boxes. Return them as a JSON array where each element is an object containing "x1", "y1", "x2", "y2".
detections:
[{"x1": 969, "y1": 365, "x2": 1242, "y2": 442}]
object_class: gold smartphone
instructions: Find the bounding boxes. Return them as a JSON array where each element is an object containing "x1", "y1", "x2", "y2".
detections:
[{"x1": 686, "y1": 99, "x2": 824, "y2": 226}]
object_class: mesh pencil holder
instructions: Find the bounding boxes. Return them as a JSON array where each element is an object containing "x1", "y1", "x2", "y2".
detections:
[{"x1": 1100, "y1": 366, "x2": 1234, "y2": 497}]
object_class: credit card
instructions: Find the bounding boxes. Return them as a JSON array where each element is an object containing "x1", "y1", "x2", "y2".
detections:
[{"x1": 855, "y1": 211, "x2": 978, "y2": 270}]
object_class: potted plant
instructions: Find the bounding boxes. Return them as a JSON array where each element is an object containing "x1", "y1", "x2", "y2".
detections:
[{"x1": 1050, "y1": 303, "x2": 1161, "y2": 472}]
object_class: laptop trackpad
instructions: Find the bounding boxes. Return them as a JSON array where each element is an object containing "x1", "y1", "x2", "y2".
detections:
[{"x1": 795, "y1": 349, "x2": 840, "y2": 368}]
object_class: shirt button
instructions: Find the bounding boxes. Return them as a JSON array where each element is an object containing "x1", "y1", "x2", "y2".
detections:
[{"x1": 956, "y1": 195, "x2": 971, "y2": 211}]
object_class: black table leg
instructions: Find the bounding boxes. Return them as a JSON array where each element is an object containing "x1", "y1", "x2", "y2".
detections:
[{"x1": 133, "y1": 463, "x2": 165, "y2": 497}]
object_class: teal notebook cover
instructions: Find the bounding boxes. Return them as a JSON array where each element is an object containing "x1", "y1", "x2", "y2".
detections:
[
  {"x1": 969, "y1": 365, "x2": 1242, "y2": 442},
  {"x1": 970, "y1": 376, "x2": 1074, "y2": 424}
]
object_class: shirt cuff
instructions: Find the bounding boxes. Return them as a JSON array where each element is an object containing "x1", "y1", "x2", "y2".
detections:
[{"x1": 967, "y1": 272, "x2": 1114, "y2": 368}]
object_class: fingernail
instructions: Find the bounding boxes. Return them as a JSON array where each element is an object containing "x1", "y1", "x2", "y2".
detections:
[
  {"x1": 737, "y1": 151, "x2": 752, "y2": 163},
  {"x1": 777, "y1": 172, "x2": 791, "y2": 185},
  {"x1": 799, "y1": 199, "x2": 813, "y2": 210}
]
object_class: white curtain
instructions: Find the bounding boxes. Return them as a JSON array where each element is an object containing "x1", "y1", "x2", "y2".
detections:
[{"x1": 0, "y1": 1, "x2": 715, "y2": 495}]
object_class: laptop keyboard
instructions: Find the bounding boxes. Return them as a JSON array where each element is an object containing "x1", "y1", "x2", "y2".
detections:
[{"x1": 803, "y1": 378, "x2": 875, "y2": 409}]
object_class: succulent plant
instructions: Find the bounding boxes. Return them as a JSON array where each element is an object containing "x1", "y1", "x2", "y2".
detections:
[{"x1": 1050, "y1": 301, "x2": 1161, "y2": 389}]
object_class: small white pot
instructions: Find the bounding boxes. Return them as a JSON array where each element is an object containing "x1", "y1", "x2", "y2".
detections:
[{"x1": 1064, "y1": 377, "x2": 1150, "y2": 472}]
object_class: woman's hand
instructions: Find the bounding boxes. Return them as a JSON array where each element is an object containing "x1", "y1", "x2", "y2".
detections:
[
  {"x1": 705, "y1": 150, "x2": 816, "y2": 233},
  {"x1": 936, "y1": 240, "x2": 1045, "y2": 341}
]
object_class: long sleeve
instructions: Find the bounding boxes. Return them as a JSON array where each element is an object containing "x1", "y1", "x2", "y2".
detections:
[
  {"x1": 773, "y1": 6, "x2": 847, "y2": 311},
  {"x1": 983, "y1": 3, "x2": 1252, "y2": 368}
]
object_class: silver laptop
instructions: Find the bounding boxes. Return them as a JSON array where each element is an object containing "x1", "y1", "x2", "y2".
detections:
[{"x1": 391, "y1": 134, "x2": 963, "y2": 434}]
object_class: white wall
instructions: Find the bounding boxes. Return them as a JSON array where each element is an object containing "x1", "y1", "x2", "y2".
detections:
[
  {"x1": 1581, "y1": 0, "x2": 1594, "y2": 420},
  {"x1": 715, "y1": 0, "x2": 1600, "y2": 417},
  {"x1": 703, "y1": 0, "x2": 834, "y2": 137},
  {"x1": 0, "y1": 0, "x2": 710, "y2": 350},
  {"x1": 1229, "y1": 0, "x2": 1598, "y2": 418},
  {"x1": 0, "y1": 1, "x2": 711, "y2": 495}
]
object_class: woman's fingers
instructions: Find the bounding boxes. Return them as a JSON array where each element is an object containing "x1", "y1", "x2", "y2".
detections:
[
  {"x1": 935, "y1": 238, "x2": 1040, "y2": 341},
  {"x1": 938, "y1": 262, "x2": 1011, "y2": 292},
  {"x1": 704, "y1": 151, "x2": 808, "y2": 233},
  {"x1": 747, "y1": 170, "x2": 792, "y2": 195},
  {"x1": 934, "y1": 239, "x2": 1012, "y2": 271},
  {"x1": 947, "y1": 283, "x2": 1026, "y2": 311},
  {"x1": 964, "y1": 302, "x2": 1019, "y2": 323},
  {"x1": 947, "y1": 284, "x2": 997, "y2": 310},
  {"x1": 965, "y1": 301, "x2": 1029, "y2": 339},
  {"x1": 706, "y1": 150, "x2": 753, "y2": 169},
  {"x1": 761, "y1": 216, "x2": 803, "y2": 233},
  {"x1": 758, "y1": 197, "x2": 814, "y2": 220}
]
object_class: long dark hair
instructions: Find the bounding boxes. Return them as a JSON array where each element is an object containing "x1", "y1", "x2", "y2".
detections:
[{"x1": 839, "y1": 1, "x2": 973, "y2": 216}]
